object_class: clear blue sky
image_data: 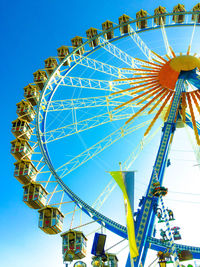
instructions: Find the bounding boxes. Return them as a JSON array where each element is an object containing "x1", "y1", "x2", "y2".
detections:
[{"x1": 1, "y1": 0, "x2": 200, "y2": 267}]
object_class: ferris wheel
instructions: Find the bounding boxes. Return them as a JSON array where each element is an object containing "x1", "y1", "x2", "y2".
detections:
[{"x1": 11, "y1": 3, "x2": 200, "y2": 267}]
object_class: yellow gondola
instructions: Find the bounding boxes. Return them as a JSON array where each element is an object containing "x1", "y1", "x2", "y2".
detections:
[
  {"x1": 192, "y1": 3, "x2": 200, "y2": 23},
  {"x1": 16, "y1": 100, "x2": 36, "y2": 122},
  {"x1": 86, "y1": 28, "x2": 99, "y2": 47},
  {"x1": 44, "y1": 57, "x2": 58, "y2": 75},
  {"x1": 71, "y1": 36, "x2": 85, "y2": 55},
  {"x1": 14, "y1": 159, "x2": 38, "y2": 185},
  {"x1": 118, "y1": 14, "x2": 130, "y2": 35},
  {"x1": 136, "y1": 9, "x2": 148, "y2": 29},
  {"x1": 11, "y1": 138, "x2": 32, "y2": 161},
  {"x1": 33, "y1": 70, "x2": 47, "y2": 91},
  {"x1": 38, "y1": 206, "x2": 64, "y2": 234},
  {"x1": 12, "y1": 118, "x2": 33, "y2": 140},
  {"x1": 24, "y1": 84, "x2": 40, "y2": 106},
  {"x1": 102, "y1": 20, "x2": 114, "y2": 40},
  {"x1": 154, "y1": 6, "x2": 166, "y2": 25},
  {"x1": 57, "y1": 46, "x2": 71, "y2": 66},
  {"x1": 91, "y1": 253, "x2": 118, "y2": 267},
  {"x1": 73, "y1": 261, "x2": 87, "y2": 267},
  {"x1": 105, "y1": 253, "x2": 118, "y2": 267},
  {"x1": 23, "y1": 182, "x2": 48, "y2": 209},
  {"x1": 61, "y1": 230, "x2": 87, "y2": 262},
  {"x1": 172, "y1": 4, "x2": 186, "y2": 23}
]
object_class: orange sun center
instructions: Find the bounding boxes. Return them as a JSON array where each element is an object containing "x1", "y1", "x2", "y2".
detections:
[{"x1": 158, "y1": 55, "x2": 200, "y2": 90}]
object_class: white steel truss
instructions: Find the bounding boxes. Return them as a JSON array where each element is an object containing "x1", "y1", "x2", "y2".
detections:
[
  {"x1": 129, "y1": 25, "x2": 153, "y2": 62},
  {"x1": 98, "y1": 36, "x2": 136, "y2": 68},
  {"x1": 71, "y1": 54, "x2": 134, "y2": 78},
  {"x1": 44, "y1": 107, "x2": 140, "y2": 143},
  {"x1": 55, "y1": 75, "x2": 130, "y2": 93},
  {"x1": 56, "y1": 118, "x2": 153, "y2": 178},
  {"x1": 88, "y1": 125, "x2": 161, "y2": 212},
  {"x1": 47, "y1": 95, "x2": 140, "y2": 112}
]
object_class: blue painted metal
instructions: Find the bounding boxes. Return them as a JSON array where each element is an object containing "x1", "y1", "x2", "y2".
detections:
[
  {"x1": 147, "y1": 237, "x2": 200, "y2": 260},
  {"x1": 126, "y1": 74, "x2": 187, "y2": 267},
  {"x1": 34, "y1": 11, "x2": 200, "y2": 265},
  {"x1": 186, "y1": 113, "x2": 200, "y2": 134}
]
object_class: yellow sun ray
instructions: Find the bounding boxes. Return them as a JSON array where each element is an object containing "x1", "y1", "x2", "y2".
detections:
[
  {"x1": 151, "y1": 50, "x2": 168, "y2": 63},
  {"x1": 190, "y1": 92, "x2": 200, "y2": 116},
  {"x1": 140, "y1": 65, "x2": 162, "y2": 71},
  {"x1": 129, "y1": 78, "x2": 159, "y2": 85},
  {"x1": 169, "y1": 46, "x2": 176, "y2": 58},
  {"x1": 111, "y1": 80, "x2": 160, "y2": 96},
  {"x1": 134, "y1": 57, "x2": 165, "y2": 67},
  {"x1": 165, "y1": 54, "x2": 172, "y2": 60},
  {"x1": 144, "y1": 92, "x2": 174, "y2": 136},
  {"x1": 129, "y1": 68, "x2": 159, "y2": 73},
  {"x1": 137, "y1": 87, "x2": 166, "y2": 105},
  {"x1": 115, "y1": 85, "x2": 162, "y2": 111},
  {"x1": 114, "y1": 75, "x2": 158, "y2": 82},
  {"x1": 164, "y1": 93, "x2": 175, "y2": 121},
  {"x1": 186, "y1": 92, "x2": 200, "y2": 145},
  {"x1": 148, "y1": 90, "x2": 170, "y2": 114}
]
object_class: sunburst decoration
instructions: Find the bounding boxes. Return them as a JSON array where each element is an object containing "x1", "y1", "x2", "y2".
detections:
[{"x1": 112, "y1": 47, "x2": 200, "y2": 145}]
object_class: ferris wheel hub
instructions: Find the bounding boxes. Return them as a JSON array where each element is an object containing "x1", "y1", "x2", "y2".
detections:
[{"x1": 158, "y1": 55, "x2": 200, "y2": 90}]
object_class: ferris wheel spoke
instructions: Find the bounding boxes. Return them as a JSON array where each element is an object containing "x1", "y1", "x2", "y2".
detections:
[
  {"x1": 128, "y1": 25, "x2": 153, "y2": 62},
  {"x1": 71, "y1": 54, "x2": 132, "y2": 78},
  {"x1": 55, "y1": 118, "x2": 153, "y2": 178},
  {"x1": 44, "y1": 108, "x2": 139, "y2": 143},
  {"x1": 98, "y1": 36, "x2": 137, "y2": 68},
  {"x1": 91, "y1": 124, "x2": 161, "y2": 212},
  {"x1": 160, "y1": 18, "x2": 173, "y2": 58},
  {"x1": 47, "y1": 94, "x2": 137, "y2": 112},
  {"x1": 187, "y1": 21, "x2": 196, "y2": 55},
  {"x1": 56, "y1": 75, "x2": 130, "y2": 92},
  {"x1": 92, "y1": 179, "x2": 117, "y2": 211}
]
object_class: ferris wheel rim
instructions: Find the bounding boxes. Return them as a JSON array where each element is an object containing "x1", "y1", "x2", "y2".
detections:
[{"x1": 35, "y1": 11, "x2": 200, "y2": 237}]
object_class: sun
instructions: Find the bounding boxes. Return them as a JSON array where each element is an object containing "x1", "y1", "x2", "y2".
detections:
[{"x1": 112, "y1": 48, "x2": 200, "y2": 145}]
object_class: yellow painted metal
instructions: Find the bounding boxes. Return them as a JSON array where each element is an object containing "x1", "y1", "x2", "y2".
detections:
[
  {"x1": 154, "y1": 6, "x2": 167, "y2": 26},
  {"x1": 134, "y1": 57, "x2": 164, "y2": 67},
  {"x1": 119, "y1": 14, "x2": 130, "y2": 35},
  {"x1": 192, "y1": 3, "x2": 200, "y2": 22},
  {"x1": 137, "y1": 87, "x2": 165, "y2": 105},
  {"x1": 102, "y1": 20, "x2": 114, "y2": 40},
  {"x1": 12, "y1": 118, "x2": 33, "y2": 140},
  {"x1": 33, "y1": 70, "x2": 47, "y2": 91},
  {"x1": 16, "y1": 99, "x2": 36, "y2": 122},
  {"x1": 24, "y1": 84, "x2": 40, "y2": 106},
  {"x1": 57, "y1": 45, "x2": 71, "y2": 65},
  {"x1": 61, "y1": 230, "x2": 87, "y2": 262},
  {"x1": 38, "y1": 206, "x2": 64, "y2": 234},
  {"x1": 164, "y1": 94, "x2": 175, "y2": 121},
  {"x1": 148, "y1": 90, "x2": 170, "y2": 114},
  {"x1": 151, "y1": 50, "x2": 168, "y2": 63},
  {"x1": 44, "y1": 57, "x2": 58, "y2": 75},
  {"x1": 186, "y1": 92, "x2": 200, "y2": 145},
  {"x1": 14, "y1": 159, "x2": 38, "y2": 185},
  {"x1": 23, "y1": 181, "x2": 48, "y2": 209},
  {"x1": 125, "y1": 87, "x2": 163, "y2": 124},
  {"x1": 169, "y1": 55, "x2": 200, "y2": 72},
  {"x1": 11, "y1": 138, "x2": 33, "y2": 161},
  {"x1": 172, "y1": 4, "x2": 186, "y2": 23},
  {"x1": 71, "y1": 36, "x2": 84, "y2": 55},
  {"x1": 144, "y1": 92, "x2": 173, "y2": 136},
  {"x1": 136, "y1": 9, "x2": 148, "y2": 29},
  {"x1": 86, "y1": 28, "x2": 98, "y2": 47}
]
